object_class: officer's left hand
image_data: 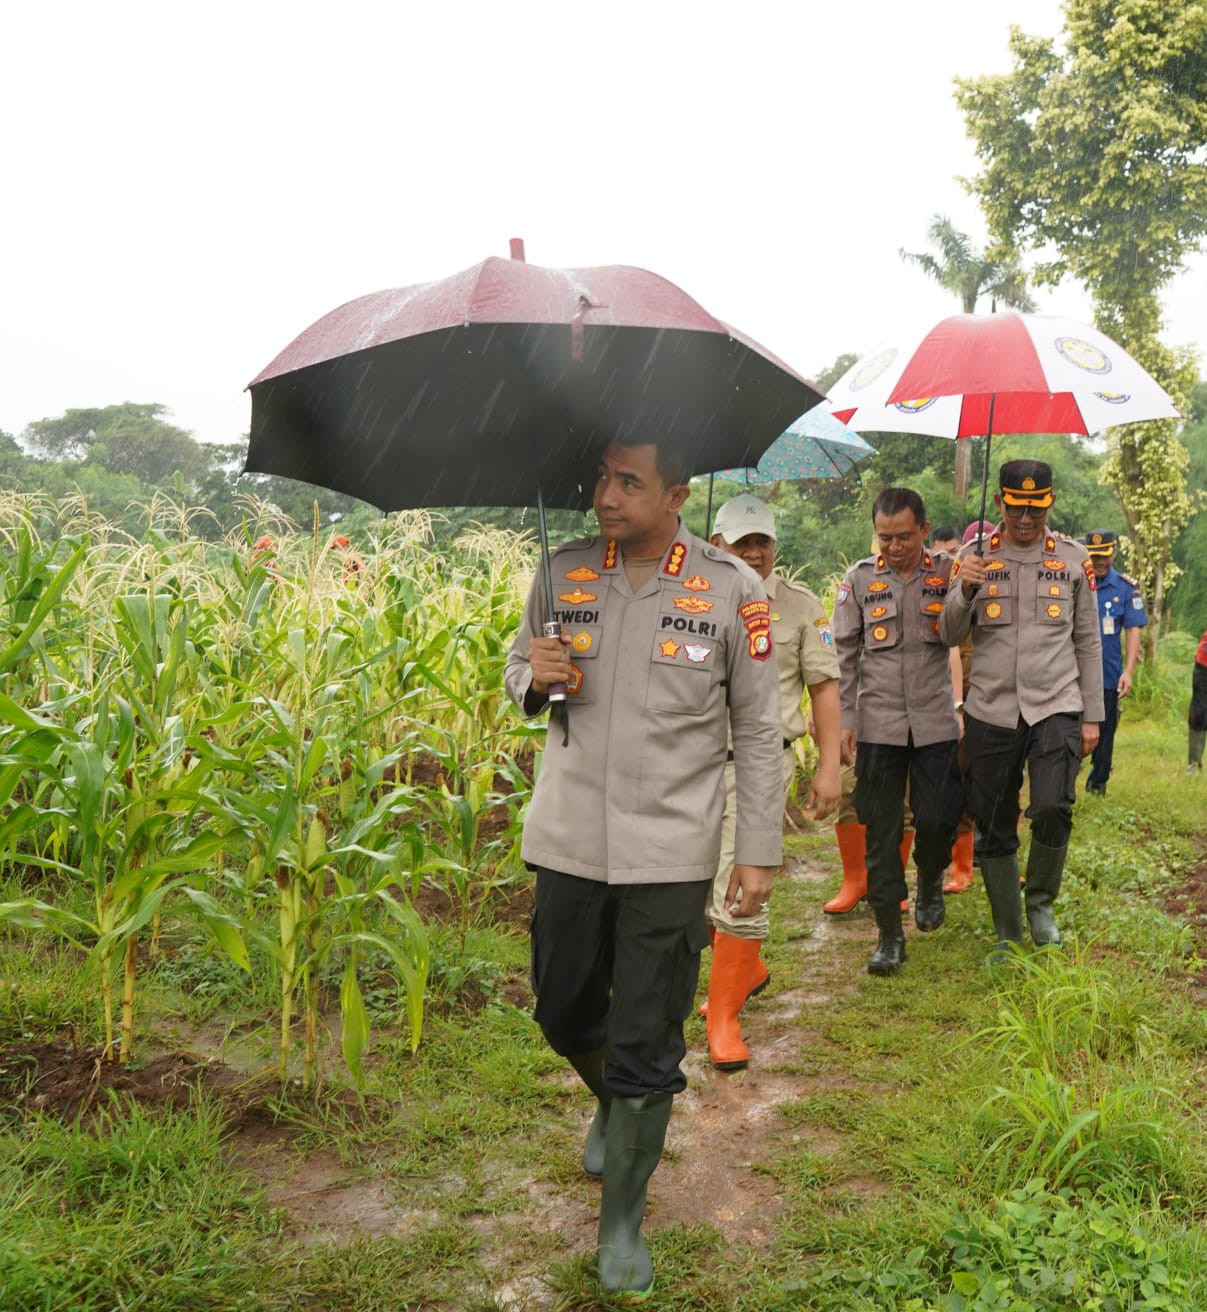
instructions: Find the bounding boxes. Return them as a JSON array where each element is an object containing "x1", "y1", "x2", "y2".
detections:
[
  {"x1": 1118, "y1": 671, "x2": 1133, "y2": 697},
  {"x1": 725, "y1": 865, "x2": 775, "y2": 917},
  {"x1": 804, "y1": 763, "x2": 842, "y2": 822},
  {"x1": 1080, "y1": 723, "x2": 1100, "y2": 756}
]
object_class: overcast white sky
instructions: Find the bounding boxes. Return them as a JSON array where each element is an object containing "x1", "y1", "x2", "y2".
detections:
[{"x1": 3, "y1": 0, "x2": 1204, "y2": 448}]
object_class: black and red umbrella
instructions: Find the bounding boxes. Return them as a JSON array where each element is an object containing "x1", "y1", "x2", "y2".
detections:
[
  {"x1": 246, "y1": 240, "x2": 821, "y2": 514},
  {"x1": 246, "y1": 241, "x2": 822, "y2": 701}
]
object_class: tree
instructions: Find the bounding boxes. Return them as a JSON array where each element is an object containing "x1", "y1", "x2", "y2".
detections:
[
  {"x1": 956, "y1": 0, "x2": 1207, "y2": 645},
  {"x1": 23, "y1": 403, "x2": 209, "y2": 487},
  {"x1": 899, "y1": 215, "x2": 1035, "y2": 316}
]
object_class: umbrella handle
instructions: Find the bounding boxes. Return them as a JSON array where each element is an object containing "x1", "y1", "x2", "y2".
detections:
[
  {"x1": 537, "y1": 487, "x2": 568, "y2": 704},
  {"x1": 972, "y1": 395, "x2": 996, "y2": 562},
  {"x1": 542, "y1": 620, "x2": 568, "y2": 703}
]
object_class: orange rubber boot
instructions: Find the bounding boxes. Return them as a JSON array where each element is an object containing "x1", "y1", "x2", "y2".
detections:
[
  {"x1": 943, "y1": 830, "x2": 975, "y2": 893},
  {"x1": 698, "y1": 923, "x2": 765, "y2": 1018},
  {"x1": 707, "y1": 933, "x2": 767, "y2": 1070},
  {"x1": 899, "y1": 829, "x2": 914, "y2": 911},
  {"x1": 824, "y1": 823, "x2": 868, "y2": 913}
]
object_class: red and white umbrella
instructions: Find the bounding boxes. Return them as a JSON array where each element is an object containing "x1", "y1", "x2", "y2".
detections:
[{"x1": 826, "y1": 311, "x2": 1181, "y2": 536}]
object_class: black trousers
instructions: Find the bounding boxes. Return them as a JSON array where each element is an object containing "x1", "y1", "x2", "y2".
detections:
[
  {"x1": 1086, "y1": 688, "x2": 1119, "y2": 792},
  {"x1": 1190, "y1": 664, "x2": 1207, "y2": 732},
  {"x1": 962, "y1": 712, "x2": 1081, "y2": 857},
  {"x1": 853, "y1": 738, "x2": 962, "y2": 911},
  {"x1": 531, "y1": 868, "x2": 711, "y2": 1097}
]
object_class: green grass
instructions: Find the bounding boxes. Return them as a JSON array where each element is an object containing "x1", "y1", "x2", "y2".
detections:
[{"x1": 4, "y1": 710, "x2": 1207, "y2": 1309}]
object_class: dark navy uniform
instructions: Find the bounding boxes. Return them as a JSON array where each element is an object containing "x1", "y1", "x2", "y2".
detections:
[{"x1": 1083, "y1": 530, "x2": 1147, "y2": 795}]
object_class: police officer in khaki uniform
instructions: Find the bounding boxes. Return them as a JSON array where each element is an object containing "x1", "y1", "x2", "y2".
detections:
[
  {"x1": 702, "y1": 492, "x2": 842, "y2": 1070},
  {"x1": 939, "y1": 459, "x2": 1103, "y2": 954},
  {"x1": 832, "y1": 487, "x2": 963, "y2": 976},
  {"x1": 505, "y1": 440, "x2": 783, "y2": 1297}
]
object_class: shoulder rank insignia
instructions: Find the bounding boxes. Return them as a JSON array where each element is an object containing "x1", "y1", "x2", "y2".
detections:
[
  {"x1": 662, "y1": 542, "x2": 688, "y2": 577},
  {"x1": 602, "y1": 539, "x2": 619, "y2": 570}
]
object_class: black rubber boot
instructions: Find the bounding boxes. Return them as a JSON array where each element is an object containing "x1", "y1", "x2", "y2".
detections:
[
  {"x1": 567, "y1": 1047, "x2": 611, "y2": 1179},
  {"x1": 867, "y1": 904, "x2": 906, "y2": 975},
  {"x1": 597, "y1": 1091, "x2": 672, "y2": 1296},
  {"x1": 914, "y1": 866, "x2": 946, "y2": 931},
  {"x1": 1025, "y1": 840, "x2": 1067, "y2": 947},
  {"x1": 981, "y1": 854, "x2": 1025, "y2": 960}
]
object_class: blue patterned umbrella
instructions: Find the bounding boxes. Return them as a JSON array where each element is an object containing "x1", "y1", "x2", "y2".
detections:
[{"x1": 712, "y1": 405, "x2": 875, "y2": 483}]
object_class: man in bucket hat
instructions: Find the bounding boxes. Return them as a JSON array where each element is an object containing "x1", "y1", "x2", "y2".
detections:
[
  {"x1": 940, "y1": 459, "x2": 1103, "y2": 955},
  {"x1": 1081, "y1": 530, "x2": 1147, "y2": 796}
]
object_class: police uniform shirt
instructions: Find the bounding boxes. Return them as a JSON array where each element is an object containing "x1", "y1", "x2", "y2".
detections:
[
  {"x1": 831, "y1": 550, "x2": 958, "y2": 747},
  {"x1": 766, "y1": 572, "x2": 839, "y2": 742},
  {"x1": 939, "y1": 528, "x2": 1106, "y2": 728},
  {"x1": 1094, "y1": 566, "x2": 1148, "y2": 688},
  {"x1": 504, "y1": 528, "x2": 784, "y2": 885}
]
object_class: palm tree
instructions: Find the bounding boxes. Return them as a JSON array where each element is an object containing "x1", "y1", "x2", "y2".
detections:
[
  {"x1": 900, "y1": 216, "x2": 1036, "y2": 314},
  {"x1": 899, "y1": 216, "x2": 1036, "y2": 492}
]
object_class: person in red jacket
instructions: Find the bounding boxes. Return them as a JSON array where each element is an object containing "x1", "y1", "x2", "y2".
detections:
[{"x1": 1190, "y1": 628, "x2": 1207, "y2": 775}]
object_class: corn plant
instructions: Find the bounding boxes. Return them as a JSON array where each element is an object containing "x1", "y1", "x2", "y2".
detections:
[
  {"x1": 0, "y1": 689, "x2": 237, "y2": 1061},
  {"x1": 202, "y1": 611, "x2": 430, "y2": 1088}
]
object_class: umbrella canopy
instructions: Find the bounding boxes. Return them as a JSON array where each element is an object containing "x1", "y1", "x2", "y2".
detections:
[
  {"x1": 246, "y1": 249, "x2": 824, "y2": 514},
  {"x1": 712, "y1": 405, "x2": 876, "y2": 483},
  {"x1": 825, "y1": 311, "x2": 1181, "y2": 541},
  {"x1": 827, "y1": 312, "x2": 1181, "y2": 438}
]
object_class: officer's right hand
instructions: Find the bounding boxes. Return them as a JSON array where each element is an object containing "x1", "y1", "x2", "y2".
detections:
[
  {"x1": 839, "y1": 729, "x2": 857, "y2": 766},
  {"x1": 528, "y1": 633, "x2": 572, "y2": 694},
  {"x1": 959, "y1": 554, "x2": 987, "y2": 598}
]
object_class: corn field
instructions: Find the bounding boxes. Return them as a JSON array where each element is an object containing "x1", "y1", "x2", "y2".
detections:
[{"x1": 0, "y1": 491, "x2": 541, "y2": 1088}]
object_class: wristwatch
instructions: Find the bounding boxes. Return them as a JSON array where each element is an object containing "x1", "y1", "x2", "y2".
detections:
[{"x1": 954, "y1": 700, "x2": 965, "y2": 712}]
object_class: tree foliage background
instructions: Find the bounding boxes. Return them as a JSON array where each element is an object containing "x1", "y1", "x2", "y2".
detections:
[{"x1": 955, "y1": 0, "x2": 1207, "y2": 640}]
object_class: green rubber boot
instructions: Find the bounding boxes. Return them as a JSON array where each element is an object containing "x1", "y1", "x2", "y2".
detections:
[
  {"x1": 1025, "y1": 839, "x2": 1067, "y2": 948},
  {"x1": 980, "y1": 854, "x2": 1025, "y2": 961},
  {"x1": 597, "y1": 1091, "x2": 672, "y2": 1297},
  {"x1": 567, "y1": 1047, "x2": 611, "y2": 1179}
]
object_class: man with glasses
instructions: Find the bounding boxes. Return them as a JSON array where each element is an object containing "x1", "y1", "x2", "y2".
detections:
[
  {"x1": 832, "y1": 487, "x2": 963, "y2": 976},
  {"x1": 940, "y1": 460, "x2": 1103, "y2": 955}
]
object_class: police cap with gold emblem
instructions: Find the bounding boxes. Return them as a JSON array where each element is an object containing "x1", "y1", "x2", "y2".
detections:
[
  {"x1": 1083, "y1": 529, "x2": 1117, "y2": 558},
  {"x1": 999, "y1": 458, "x2": 1055, "y2": 509}
]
